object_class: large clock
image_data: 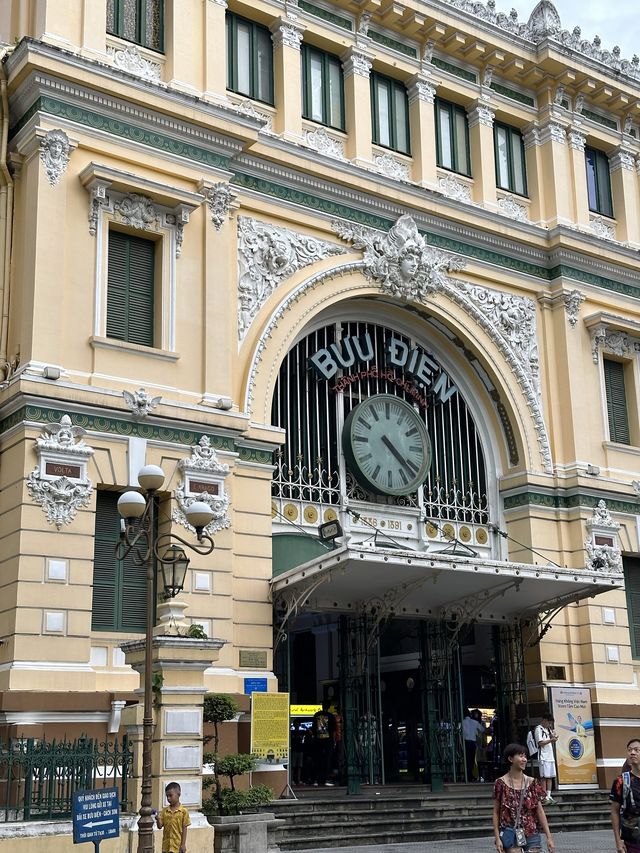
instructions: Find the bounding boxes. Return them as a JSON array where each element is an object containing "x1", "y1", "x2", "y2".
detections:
[{"x1": 342, "y1": 394, "x2": 432, "y2": 496}]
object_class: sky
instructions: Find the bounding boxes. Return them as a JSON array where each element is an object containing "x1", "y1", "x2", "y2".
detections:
[{"x1": 509, "y1": 0, "x2": 640, "y2": 60}]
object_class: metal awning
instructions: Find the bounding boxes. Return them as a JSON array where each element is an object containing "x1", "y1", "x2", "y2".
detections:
[{"x1": 271, "y1": 543, "x2": 623, "y2": 625}]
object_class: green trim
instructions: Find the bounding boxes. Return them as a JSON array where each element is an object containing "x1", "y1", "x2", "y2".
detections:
[
  {"x1": 298, "y1": 0, "x2": 352, "y2": 30},
  {"x1": 370, "y1": 71, "x2": 411, "y2": 155},
  {"x1": 548, "y1": 265, "x2": 640, "y2": 299},
  {"x1": 368, "y1": 30, "x2": 417, "y2": 58},
  {"x1": 489, "y1": 82, "x2": 535, "y2": 108},
  {"x1": 503, "y1": 490, "x2": 640, "y2": 514},
  {"x1": 431, "y1": 57, "x2": 476, "y2": 83},
  {"x1": 1, "y1": 404, "x2": 274, "y2": 462},
  {"x1": 11, "y1": 96, "x2": 230, "y2": 169},
  {"x1": 582, "y1": 108, "x2": 618, "y2": 131}
]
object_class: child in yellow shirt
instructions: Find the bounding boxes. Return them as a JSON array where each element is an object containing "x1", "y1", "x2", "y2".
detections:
[{"x1": 155, "y1": 782, "x2": 190, "y2": 853}]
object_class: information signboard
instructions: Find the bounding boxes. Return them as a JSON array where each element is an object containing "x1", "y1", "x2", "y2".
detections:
[
  {"x1": 72, "y1": 787, "x2": 120, "y2": 848},
  {"x1": 244, "y1": 677, "x2": 268, "y2": 694},
  {"x1": 250, "y1": 691, "x2": 289, "y2": 766},
  {"x1": 549, "y1": 686, "x2": 598, "y2": 787}
]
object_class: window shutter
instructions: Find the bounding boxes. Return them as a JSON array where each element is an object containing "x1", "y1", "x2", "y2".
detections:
[
  {"x1": 92, "y1": 492, "x2": 148, "y2": 633},
  {"x1": 106, "y1": 231, "x2": 155, "y2": 347},
  {"x1": 624, "y1": 558, "x2": 640, "y2": 659},
  {"x1": 604, "y1": 358, "x2": 630, "y2": 444}
]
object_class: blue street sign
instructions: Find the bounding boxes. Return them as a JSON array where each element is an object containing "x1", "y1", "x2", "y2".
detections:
[
  {"x1": 244, "y1": 677, "x2": 268, "y2": 694},
  {"x1": 72, "y1": 787, "x2": 120, "y2": 846}
]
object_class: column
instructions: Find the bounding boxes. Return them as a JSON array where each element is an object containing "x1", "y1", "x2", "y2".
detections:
[
  {"x1": 270, "y1": 18, "x2": 305, "y2": 141},
  {"x1": 204, "y1": 0, "x2": 229, "y2": 102},
  {"x1": 467, "y1": 102, "x2": 496, "y2": 207},
  {"x1": 610, "y1": 148, "x2": 640, "y2": 246},
  {"x1": 567, "y1": 127, "x2": 591, "y2": 228},
  {"x1": 408, "y1": 75, "x2": 438, "y2": 188},
  {"x1": 530, "y1": 121, "x2": 572, "y2": 226},
  {"x1": 342, "y1": 48, "x2": 374, "y2": 166}
]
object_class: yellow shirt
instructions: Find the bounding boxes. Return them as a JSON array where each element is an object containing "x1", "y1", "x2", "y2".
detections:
[{"x1": 160, "y1": 805, "x2": 190, "y2": 853}]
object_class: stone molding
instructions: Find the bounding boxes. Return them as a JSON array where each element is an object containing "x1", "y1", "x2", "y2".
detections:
[
  {"x1": 373, "y1": 152, "x2": 411, "y2": 182},
  {"x1": 568, "y1": 129, "x2": 586, "y2": 152},
  {"x1": 497, "y1": 194, "x2": 530, "y2": 224},
  {"x1": 107, "y1": 43, "x2": 162, "y2": 83},
  {"x1": 342, "y1": 49, "x2": 372, "y2": 79},
  {"x1": 609, "y1": 149, "x2": 635, "y2": 173},
  {"x1": 303, "y1": 126, "x2": 347, "y2": 161},
  {"x1": 437, "y1": 173, "x2": 473, "y2": 204},
  {"x1": 271, "y1": 20, "x2": 304, "y2": 51},
  {"x1": 467, "y1": 105, "x2": 495, "y2": 129}
]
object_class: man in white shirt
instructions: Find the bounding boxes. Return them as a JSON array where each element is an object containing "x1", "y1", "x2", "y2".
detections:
[
  {"x1": 463, "y1": 708, "x2": 485, "y2": 781},
  {"x1": 535, "y1": 713, "x2": 559, "y2": 804}
]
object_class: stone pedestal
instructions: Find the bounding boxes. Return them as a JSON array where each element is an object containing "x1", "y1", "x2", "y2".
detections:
[
  {"x1": 121, "y1": 635, "x2": 225, "y2": 850},
  {"x1": 208, "y1": 813, "x2": 284, "y2": 853}
]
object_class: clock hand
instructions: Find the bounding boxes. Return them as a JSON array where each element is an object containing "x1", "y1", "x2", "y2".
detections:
[{"x1": 381, "y1": 434, "x2": 412, "y2": 472}]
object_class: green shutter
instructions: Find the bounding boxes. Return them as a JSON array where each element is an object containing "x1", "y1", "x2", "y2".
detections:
[
  {"x1": 92, "y1": 492, "x2": 148, "y2": 633},
  {"x1": 604, "y1": 358, "x2": 630, "y2": 444},
  {"x1": 624, "y1": 558, "x2": 640, "y2": 659},
  {"x1": 106, "y1": 231, "x2": 155, "y2": 347}
]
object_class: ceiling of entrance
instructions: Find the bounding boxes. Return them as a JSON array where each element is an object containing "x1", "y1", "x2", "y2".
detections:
[{"x1": 271, "y1": 543, "x2": 622, "y2": 622}]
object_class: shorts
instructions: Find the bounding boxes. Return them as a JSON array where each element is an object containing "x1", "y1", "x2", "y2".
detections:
[
  {"x1": 539, "y1": 760, "x2": 556, "y2": 778},
  {"x1": 500, "y1": 830, "x2": 542, "y2": 851}
]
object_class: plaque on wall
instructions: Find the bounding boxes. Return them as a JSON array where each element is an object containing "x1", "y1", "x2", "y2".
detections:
[{"x1": 239, "y1": 649, "x2": 268, "y2": 669}]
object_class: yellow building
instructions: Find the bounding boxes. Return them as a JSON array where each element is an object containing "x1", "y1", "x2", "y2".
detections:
[{"x1": 0, "y1": 0, "x2": 638, "y2": 801}]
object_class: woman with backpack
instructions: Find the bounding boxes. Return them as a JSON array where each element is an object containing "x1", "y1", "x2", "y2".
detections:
[{"x1": 611, "y1": 738, "x2": 640, "y2": 853}]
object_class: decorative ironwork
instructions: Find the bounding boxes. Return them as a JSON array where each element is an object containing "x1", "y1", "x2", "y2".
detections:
[{"x1": 0, "y1": 736, "x2": 132, "y2": 821}]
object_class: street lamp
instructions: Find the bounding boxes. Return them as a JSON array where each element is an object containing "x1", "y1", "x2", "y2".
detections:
[{"x1": 116, "y1": 465, "x2": 215, "y2": 853}]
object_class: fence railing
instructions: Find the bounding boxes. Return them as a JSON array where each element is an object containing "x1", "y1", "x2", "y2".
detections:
[{"x1": 0, "y1": 735, "x2": 132, "y2": 821}]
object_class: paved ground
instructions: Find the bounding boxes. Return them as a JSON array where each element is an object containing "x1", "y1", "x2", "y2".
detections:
[{"x1": 292, "y1": 828, "x2": 615, "y2": 852}]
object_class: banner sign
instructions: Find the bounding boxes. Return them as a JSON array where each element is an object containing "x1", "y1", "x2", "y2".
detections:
[
  {"x1": 549, "y1": 686, "x2": 597, "y2": 786},
  {"x1": 251, "y1": 691, "x2": 289, "y2": 766}
]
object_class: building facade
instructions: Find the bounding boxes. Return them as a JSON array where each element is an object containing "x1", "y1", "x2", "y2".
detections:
[{"x1": 0, "y1": 0, "x2": 638, "y2": 798}]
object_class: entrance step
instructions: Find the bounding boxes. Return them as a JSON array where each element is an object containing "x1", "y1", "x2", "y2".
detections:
[{"x1": 262, "y1": 787, "x2": 611, "y2": 850}]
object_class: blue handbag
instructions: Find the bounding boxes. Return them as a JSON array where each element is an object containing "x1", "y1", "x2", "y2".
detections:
[{"x1": 499, "y1": 826, "x2": 517, "y2": 848}]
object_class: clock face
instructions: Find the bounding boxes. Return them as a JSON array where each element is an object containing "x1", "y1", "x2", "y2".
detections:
[{"x1": 342, "y1": 394, "x2": 432, "y2": 496}]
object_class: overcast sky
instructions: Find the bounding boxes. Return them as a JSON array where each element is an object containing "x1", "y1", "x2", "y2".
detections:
[{"x1": 509, "y1": 0, "x2": 640, "y2": 60}]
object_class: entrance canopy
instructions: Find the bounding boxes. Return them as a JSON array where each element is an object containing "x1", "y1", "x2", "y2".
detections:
[{"x1": 271, "y1": 543, "x2": 623, "y2": 623}]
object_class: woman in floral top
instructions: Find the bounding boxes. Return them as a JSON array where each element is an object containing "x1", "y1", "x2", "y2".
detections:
[{"x1": 493, "y1": 743, "x2": 554, "y2": 853}]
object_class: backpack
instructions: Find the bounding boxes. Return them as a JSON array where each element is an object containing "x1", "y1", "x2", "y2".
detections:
[{"x1": 526, "y1": 728, "x2": 538, "y2": 757}]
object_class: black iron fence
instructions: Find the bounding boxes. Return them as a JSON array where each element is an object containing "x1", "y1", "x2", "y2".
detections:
[{"x1": 0, "y1": 735, "x2": 132, "y2": 821}]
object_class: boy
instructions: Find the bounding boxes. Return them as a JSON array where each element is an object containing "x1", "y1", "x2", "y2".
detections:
[
  {"x1": 610, "y1": 738, "x2": 640, "y2": 853},
  {"x1": 156, "y1": 781, "x2": 190, "y2": 853},
  {"x1": 534, "y1": 713, "x2": 558, "y2": 804}
]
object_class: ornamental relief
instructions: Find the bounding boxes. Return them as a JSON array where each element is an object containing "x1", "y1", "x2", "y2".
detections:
[
  {"x1": 26, "y1": 415, "x2": 94, "y2": 529},
  {"x1": 172, "y1": 436, "x2": 231, "y2": 536},
  {"x1": 237, "y1": 217, "x2": 345, "y2": 342}
]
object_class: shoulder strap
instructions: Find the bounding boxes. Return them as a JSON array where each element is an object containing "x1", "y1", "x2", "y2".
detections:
[
  {"x1": 623, "y1": 771, "x2": 636, "y2": 810},
  {"x1": 515, "y1": 779, "x2": 528, "y2": 828}
]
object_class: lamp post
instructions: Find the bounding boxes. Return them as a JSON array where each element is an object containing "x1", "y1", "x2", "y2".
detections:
[{"x1": 116, "y1": 465, "x2": 215, "y2": 853}]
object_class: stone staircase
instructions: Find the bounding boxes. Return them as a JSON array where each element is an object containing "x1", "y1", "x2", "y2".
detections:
[{"x1": 262, "y1": 784, "x2": 611, "y2": 850}]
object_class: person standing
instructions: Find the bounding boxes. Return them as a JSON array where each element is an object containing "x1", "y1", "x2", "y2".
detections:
[
  {"x1": 463, "y1": 707, "x2": 485, "y2": 782},
  {"x1": 312, "y1": 700, "x2": 336, "y2": 786},
  {"x1": 290, "y1": 721, "x2": 304, "y2": 785},
  {"x1": 534, "y1": 714, "x2": 558, "y2": 804},
  {"x1": 493, "y1": 743, "x2": 554, "y2": 853},
  {"x1": 610, "y1": 738, "x2": 640, "y2": 853},
  {"x1": 156, "y1": 782, "x2": 190, "y2": 853}
]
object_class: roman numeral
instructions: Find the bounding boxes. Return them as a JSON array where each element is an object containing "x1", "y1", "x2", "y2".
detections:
[
  {"x1": 372, "y1": 465, "x2": 381, "y2": 479},
  {"x1": 354, "y1": 436, "x2": 369, "y2": 443},
  {"x1": 406, "y1": 459, "x2": 419, "y2": 475},
  {"x1": 357, "y1": 417, "x2": 372, "y2": 430},
  {"x1": 399, "y1": 469, "x2": 408, "y2": 485},
  {"x1": 405, "y1": 427, "x2": 418, "y2": 437},
  {"x1": 387, "y1": 470, "x2": 393, "y2": 488}
]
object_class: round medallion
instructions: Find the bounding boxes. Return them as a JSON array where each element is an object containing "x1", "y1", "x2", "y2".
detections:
[
  {"x1": 283, "y1": 503, "x2": 298, "y2": 521},
  {"x1": 324, "y1": 508, "x2": 338, "y2": 522},
  {"x1": 442, "y1": 523, "x2": 456, "y2": 540},
  {"x1": 303, "y1": 505, "x2": 319, "y2": 524},
  {"x1": 476, "y1": 528, "x2": 488, "y2": 545},
  {"x1": 271, "y1": 502, "x2": 278, "y2": 518},
  {"x1": 459, "y1": 526, "x2": 472, "y2": 542},
  {"x1": 426, "y1": 522, "x2": 438, "y2": 538},
  {"x1": 342, "y1": 394, "x2": 432, "y2": 496}
]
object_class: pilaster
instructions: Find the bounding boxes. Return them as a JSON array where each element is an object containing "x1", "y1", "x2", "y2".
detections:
[
  {"x1": 342, "y1": 48, "x2": 374, "y2": 165},
  {"x1": 408, "y1": 75, "x2": 438, "y2": 188},
  {"x1": 567, "y1": 127, "x2": 590, "y2": 228},
  {"x1": 164, "y1": 0, "x2": 203, "y2": 95},
  {"x1": 81, "y1": 0, "x2": 107, "y2": 59},
  {"x1": 529, "y1": 120, "x2": 572, "y2": 226},
  {"x1": 610, "y1": 148, "x2": 640, "y2": 246},
  {"x1": 204, "y1": 0, "x2": 229, "y2": 103},
  {"x1": 467, "y1": 102, "x2": 496, "y2": 207},
  {"x1": 270, "y1": 18, "x2": 305, "y2": 140}
]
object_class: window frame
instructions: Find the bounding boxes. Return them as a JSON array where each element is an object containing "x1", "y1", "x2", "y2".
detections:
[
  {"x1": 493, "y1": 121, "x2": 528, "y2": 196},
  {"x1": 301, "y1": 44, "x2": 345, "y2": 131},
  {"x1": 585, "y1": 145, "x2": 614, "y2": 218},
  {"x1": 435, "y1": 97, "x2": 471, "y2": 177},
  {"x1": 226, "y1": 12, "x2": 274, "y2": 106},
  {"x1": 603, "y1": 357, "x2": 632, "y2": 445},
  {"x1": 623, "y1": 557, "x2": 640, "y2": 660},
  {"x1": 370, "y1": 71, "x2": 411, "y2": 156},
  {"x1": 106, "y1": 228, "x2": 158, "y2": 348},
  {"x1": 107, "y1": 0, "x2": 164, "y2": 53}
]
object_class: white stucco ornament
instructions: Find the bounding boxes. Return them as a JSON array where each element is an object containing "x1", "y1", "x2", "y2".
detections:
[
  {"x1": 584, "y1": 500, "x2": 622, "y2": 575},
  {"x1": 123, "y1": 388, "x2": 161, "y2": 419},
  {"x1": 39, "y1": 129, "x2": 71, "y2": 187},
  {"x1": 26, "y1": 416, "x2": 94, "y2": 529},
  {"x1": 203, "y1": 182, "x2": 236, "y2": 231},
  {"x1": 172, "y1": 436, "x2": 231, "y2": 536},
  {"x1": 237, "y1": 217, "x2": 345, "y2": 341}
]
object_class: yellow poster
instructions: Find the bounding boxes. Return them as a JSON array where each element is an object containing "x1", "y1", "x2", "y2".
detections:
[
  {"x1": 251, "y1": 692, "x2": 290, "y2": 765},
  {"x1": 549, "y1": 686, "x2": 597, "y2": 786}
]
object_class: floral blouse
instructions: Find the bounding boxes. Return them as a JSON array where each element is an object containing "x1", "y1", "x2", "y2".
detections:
[{"x1": 494, "y1": 776, "x2": 546, "y2": 837}]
